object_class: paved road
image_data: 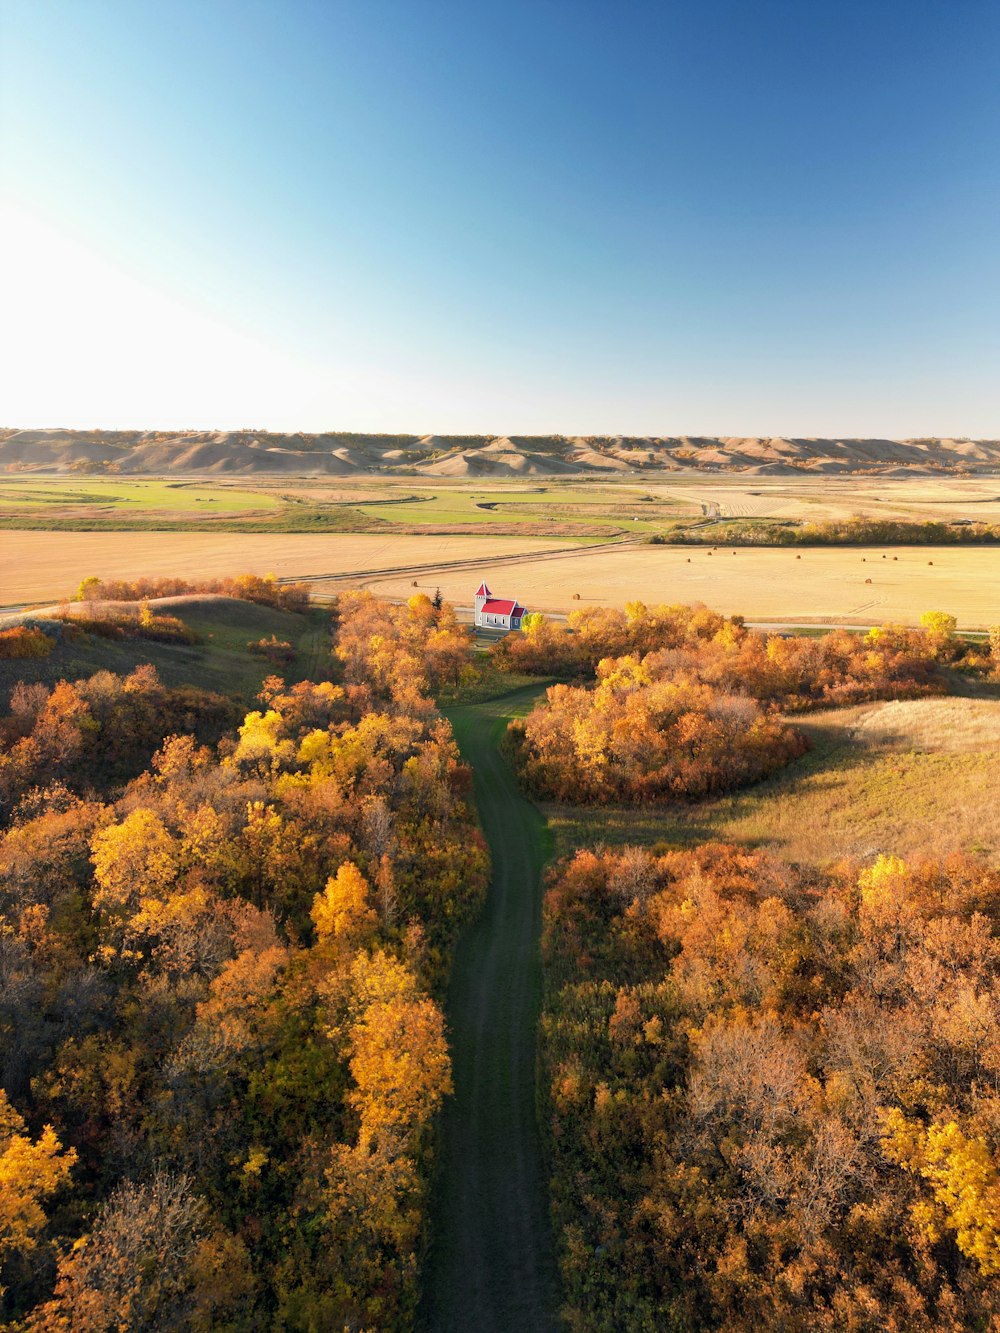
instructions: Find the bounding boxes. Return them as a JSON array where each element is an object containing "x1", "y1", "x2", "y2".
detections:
[{"x1": 422, "y1": 685, "x2": 558, "y2": 1332}]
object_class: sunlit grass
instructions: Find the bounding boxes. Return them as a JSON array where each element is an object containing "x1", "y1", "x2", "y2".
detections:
[{"x1": 0, "y1": 477, "x2": 279, "y2": 512}]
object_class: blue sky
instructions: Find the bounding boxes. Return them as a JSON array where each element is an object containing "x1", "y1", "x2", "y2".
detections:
[{"x1": 1, "y1": 0, "x2": 998, "y2": 435}]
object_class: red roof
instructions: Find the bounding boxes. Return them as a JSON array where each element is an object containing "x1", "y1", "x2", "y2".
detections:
[
  {"x1": 475, "y1": 582, "x2": 492, "y2": 597},
  {"x1": 482, "y1": 598, "x2": 525, "y2": 617}
]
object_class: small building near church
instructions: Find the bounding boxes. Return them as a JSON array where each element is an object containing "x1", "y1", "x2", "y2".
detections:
[{"x1": 474, "y1": 581, "x2": 527, "y2": 631}]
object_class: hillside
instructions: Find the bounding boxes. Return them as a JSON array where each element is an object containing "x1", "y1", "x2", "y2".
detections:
[
  {"x1": 3, "y1": 428, "x2": 1000, "y2": 476},
  {"x1": 0, "y1": 594, "x2": 331, "y2": 704}
]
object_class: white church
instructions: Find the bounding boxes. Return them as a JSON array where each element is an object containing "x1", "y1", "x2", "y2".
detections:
[{"x1": 473, "y1": 581, "x2": 527, "y2": 631}]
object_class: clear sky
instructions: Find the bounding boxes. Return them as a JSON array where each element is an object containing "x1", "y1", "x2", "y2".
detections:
[{"x1": 1, "y1": 0, "x2": 998, "y2": 436}]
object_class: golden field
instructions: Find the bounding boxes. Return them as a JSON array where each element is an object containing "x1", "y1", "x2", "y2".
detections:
[
  {"x1": 3, "y1": 529, "x2": 999, "y2": 627},
  {"x1": 0, "y1": 531, "x2": 560, "y2": 605},
  {"x1": 359, "y1": 541, "x2": 1000, "y2": 626}
]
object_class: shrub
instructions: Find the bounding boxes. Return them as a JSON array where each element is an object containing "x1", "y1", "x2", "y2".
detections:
[
  {"x1": 541, "y1": 845, "x2": 1000, "y2": 1329},
  {"x1": 0, "y1": 626, "x2": 56, "y2": 659},
  {"x1": 57, "y1": 609, "x2": 197, "y2": 645},
  {"x1": 248, "y1": 635, "x2": 296, "y2": 665},
  {"x1": 73, "y1": 573, "x2": 310, "y2": 613},
  {"x1": 510, "y1": 665, "x2": 808, "y2": 804}
]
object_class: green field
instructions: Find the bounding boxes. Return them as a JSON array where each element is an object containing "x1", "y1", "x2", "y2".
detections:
[
  {"x1": 356, "y1": 483, "x2": 680, "y2": 532},
  {"x1": 0, "y1": 477, "x2": 280, "y2": 513}
]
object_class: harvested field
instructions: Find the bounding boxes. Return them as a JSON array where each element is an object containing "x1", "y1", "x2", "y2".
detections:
[
  {"x1": 3, "y1": 531, "x2": 999, "y2": 627},
  {"x1": 359, "y1": 542, "x2": 1000, "y2": 628},
  {"x1": 0, "y1": 531, "x2": 565, "y2": 605},
  {"x1": 658, "y1": 474, "x2": 1000, "y2": 524}
]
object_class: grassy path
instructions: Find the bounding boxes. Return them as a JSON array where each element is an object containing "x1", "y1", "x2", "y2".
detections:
[{"x1": 423, "y1": 684, "x2": 558, "y2": 1331}]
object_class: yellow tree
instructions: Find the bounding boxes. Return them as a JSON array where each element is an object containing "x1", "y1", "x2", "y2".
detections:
[
  {"x1": 230, "y1": 709, "x2": 296, "y2": 775},
  {"x1": 90, "y1": 809, "x2": 179, "y2": 928},
  {"x1": 406, "y1": 592, "x2": 436, "y2": 627},
  {"x1": 0, "y1": 1089, "x2": 76, "y2": 1270},
  {"x1": 920, "y1": 609, "x2": 959, "y2": 659},
  {"x1": 311, "y1": 862, "x2": 378, "y2": 945},
  {"x1": 343, "y1": 949, "x2": 452, "y2": 1150},
  {"x1": 520, "y1": 612, "x2": 546, "y2": 636},
  {"x1": 881, "y1": 1109, "x2": 1000, "y2": 1276}
]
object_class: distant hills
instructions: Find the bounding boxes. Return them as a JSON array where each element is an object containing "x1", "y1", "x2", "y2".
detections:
[{"x1": 2, "y1": 429, "x2": 999, "y2": 476}]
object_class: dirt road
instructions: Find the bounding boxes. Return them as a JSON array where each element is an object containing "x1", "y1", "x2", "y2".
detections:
[{"x1": 423, "y1": 685, "x2": 558, "y2": 1331}]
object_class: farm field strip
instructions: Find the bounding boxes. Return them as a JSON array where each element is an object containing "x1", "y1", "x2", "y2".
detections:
[
  {"x1": 4, "y1": 530, "x2": 999, "y2": 626},
  {"x1": 361, "y1": 543, "x2": 1000, "y2": 628},
  {"x1": 0, "y1": 531, "x2": 573, "y2": 604}
]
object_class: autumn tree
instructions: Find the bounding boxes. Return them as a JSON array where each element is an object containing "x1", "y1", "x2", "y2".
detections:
[
  {"x1": 0, "y1": 1090, "x2": 76, "y2": 1282},
  {"x1": 311, "y1": 862, "x2": 378, "y2": 946},
  {"x1": 539, "y1": 844, "x2": 1000, "y2": 1330},
  {"x1": 0, "y1": 592, "x2": 492, "y2": 1325}
]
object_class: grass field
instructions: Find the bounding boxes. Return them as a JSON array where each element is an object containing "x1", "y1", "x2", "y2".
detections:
[
  {"x1": 545, "y1": 695, "x2": 1000, "y2": 866},
  {"x1": 355, "y1": 484, "x2": 684, "y2": 534},
  {"x1": 0, "y1": 596, "x2": 332, "y2": 706},
  {"x1": 0, "y1": 477, "x2": 280, "y2": 514}
]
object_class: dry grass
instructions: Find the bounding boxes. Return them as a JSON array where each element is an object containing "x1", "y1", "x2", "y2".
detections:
[
  {"x1": 818, "y1": 696, "x2": 1000, "y2": 751},
  {"x1": 545, "y1": 697, "x2": 1000, "y2": 867}
]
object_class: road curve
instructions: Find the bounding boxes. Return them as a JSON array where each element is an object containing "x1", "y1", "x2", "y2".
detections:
[{"x1": 422, "y1": 685, "x2": 559, "y2": 1331}]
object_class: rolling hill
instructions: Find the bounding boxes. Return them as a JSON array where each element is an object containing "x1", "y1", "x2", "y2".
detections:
[{"x1": 2, "y1": 428, "x2": 1000, "y2": 477}]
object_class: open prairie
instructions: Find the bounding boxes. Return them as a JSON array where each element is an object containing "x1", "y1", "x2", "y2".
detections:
[{"x1": 4, "y1": 528, "x2": 999, "y2": 626}]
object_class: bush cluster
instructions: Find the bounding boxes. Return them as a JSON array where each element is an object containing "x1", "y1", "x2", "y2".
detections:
[
  {"x1": 542, "y1": 844, "x2": 1000, "y2": 1331},
  {"x1": 0, "y1": 626, "x2": 56, "y2": 659}
]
